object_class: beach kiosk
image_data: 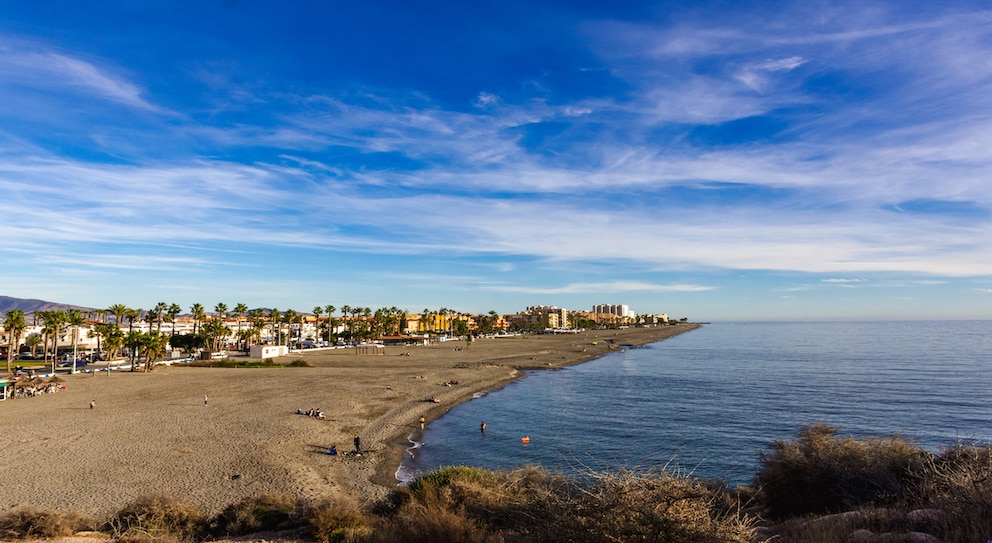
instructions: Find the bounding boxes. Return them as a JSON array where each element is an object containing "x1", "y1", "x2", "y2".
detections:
[{"x1": 355, "y1": 344, "x2": 384, "y2": 355}]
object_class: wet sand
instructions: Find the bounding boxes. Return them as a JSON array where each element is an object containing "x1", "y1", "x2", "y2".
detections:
[{"x1": 0, "y1": 325, "x2": 698, "y2": 517}]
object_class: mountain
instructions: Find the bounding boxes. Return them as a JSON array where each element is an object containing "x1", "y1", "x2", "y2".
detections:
[{"x1": 0, "y1": 296, "x2": 97, "y2": 316}]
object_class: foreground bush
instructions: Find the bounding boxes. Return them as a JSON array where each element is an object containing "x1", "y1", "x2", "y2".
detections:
[
  {"x1": 104, "y1": 494, "x2": 207, "y2": 543},
  {"x1": 905, "y1": 442, "x2": 992, "y2": 542},
  {"x1": 386, "y1": 464, "x2": 756, "y2": 543},
  {"x1": 756, "y1": 425, "x2": 992, "y2": 543},
  {"x1": 307, "y1": 498, "x2": 373, "y2": 543},
  {"x1": 755, "y1": 423, "x2": 926, "y2": 518},
  {"x1": 209, "y1": 493, "x2": 304, "y2": 537},
  {"x1": 0, "y1": 506, "x2": 94, "y2": 540}
]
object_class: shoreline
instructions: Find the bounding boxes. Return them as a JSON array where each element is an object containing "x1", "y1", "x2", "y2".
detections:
[
  {"x1": 0, "y1": 324, "x2": 699, "y2": 516},
  {"x1": 354, "y1": 324, "x2": 701, "y2": 501}
]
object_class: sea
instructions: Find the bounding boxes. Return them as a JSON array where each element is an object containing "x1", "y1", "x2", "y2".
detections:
[{"x1": 396, "y1": 321, "x2": 992, "y2": 487}]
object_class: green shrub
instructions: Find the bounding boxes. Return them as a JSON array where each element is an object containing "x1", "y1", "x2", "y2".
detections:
[
  {"x1": 0, "y1": 506, "x2": 94, "y2": 540},
  {"x1": 105, "y1": 494, "x2": 207, "y2": 543},
  {"x1": 406, "y1": 465, "x2": 498, "y2": 494},
  {"x1": 755, "y1": 423, "x2": 928, "y2": 519},
  {"x1": 209, "y1": 493, "x2": 302, "y2": 536},
  {"x1": 287, "y1": 358, "x2": 312, "y2": 367}
]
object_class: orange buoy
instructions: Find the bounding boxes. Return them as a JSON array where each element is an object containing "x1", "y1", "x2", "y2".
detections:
[{"x1": 520, "y1": 436, "x2": 531, "y2": 443}]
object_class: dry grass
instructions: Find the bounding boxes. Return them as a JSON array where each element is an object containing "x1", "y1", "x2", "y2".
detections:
[
  {"x1": 755, "y1": 423, "x2": 926, "y2": 518},
  {"x1": 0, "y1": 506, "x2": 94, "y2": 540},
  {"x1": 209, "y1": 493, "x2": 303, "y2": 537},
  {"x1": 306, "y1": 497, "x2": 373, "y2": 543},
  {"x1": 756, "y1": 425, "x2": 992, "y2": 543},
  {"x1": 384, "y1": 464, "x2": 756, "y2": 543},
  {"x1": 103, "y1": 494, "x2": 207, "y2": 543}
]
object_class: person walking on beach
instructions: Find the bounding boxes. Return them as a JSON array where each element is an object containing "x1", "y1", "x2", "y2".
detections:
[
  {"x1": 204, "y1": 395, "x2": 208, "y2": 406},
  {"x1": 419, "y1": 416, "x2": 426, "y2": 429},
  {"x1": 90, "y1": 400, "x2": 95, "y2": 409},
  {"x1": 353, "y1": 435, "x2": 361, "y2": 454}
]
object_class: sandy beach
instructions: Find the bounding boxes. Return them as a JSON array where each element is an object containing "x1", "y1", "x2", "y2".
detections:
[{"x1": 0, "y1": 325, "x2": 698, "y2": 517}]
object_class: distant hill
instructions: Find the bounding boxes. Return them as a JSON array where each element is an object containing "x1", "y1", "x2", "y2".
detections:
[{"x1": 0, "y1": 296, "x2": 97, "y2": 316}]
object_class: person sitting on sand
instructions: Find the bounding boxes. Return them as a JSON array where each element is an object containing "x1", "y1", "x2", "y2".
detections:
[{"x1": 324, "y1": 445, "x2": 337, "y2": 455}]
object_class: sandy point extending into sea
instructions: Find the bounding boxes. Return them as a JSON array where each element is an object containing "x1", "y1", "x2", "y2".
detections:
[{"x1": 0, "y1": 324, "x2": 699, "y2": 517}]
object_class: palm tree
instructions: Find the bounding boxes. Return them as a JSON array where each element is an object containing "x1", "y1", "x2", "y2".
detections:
[
  {"x1": 167, "y1": 303, "x2": 182, "y2": 337},
  {"x1": 284, "y1": 309, "x2": 298, "y2": 347},
  {"x1": 214, "y1": 302, "x2": 228, "y2": 321},
  {"x1": 390, "y1": 306, "x2": 403, "y2": 335},
  {"x1": 40, "y1": 310, "x2": 66, "y2": 373},
  {"x1": 151, "y1": 302, "x2": 168, "y2": 334},
  {"x1": 123, "y1": 309, "x2": 143, "y2": 369},
  {"x1": 190, "y1": 303, "x2": 205, "y2": 335},
  {"x1": 106, "y1": 304, "x2": 131, "y2": 329},
  {"x1": 340, "y1": 305, "x2": 351, "y2": 339},
  {"x1": 4, "y1": 309, "x2": 27, "y2": 374},
  {"x1": 201, "y1": 319, "x2": 232, "y2": 352},
  {"x1": 269, "y1": 308, "x2": 281, "y2": 346},
  {"x1": 125, "y1": 309, "x2": 141, "y2": 334},
  {"x1": 26, "y1": 335, "x2": 42, "y2": 358},
  {"x1": 420, "y1": 309, "x2": 430, "y2": 334},
  {"x1": 101, "y1": 325, "x2": 124, "y2": 366},
  {"x1": 234, "y1": 303, "x2": 248, "y2": 350},
  {"x1": 142, "y1": 331, "x2": 170, "y2": 372},
  {"x1": 67, "y1": 310, "x2": 88, "y2": 373},
  {"x1": 324, "y1": 305, "x2": 336, "y2": 342},
  {"x1": 124, "y1": 330, "x2": 143, "y2": 371},
  {"x1": 312, "y1": 306, "x2": 322, "y2": 342},
  {"x1": 247, "y1": 308, "x2": 265, "y2": 349}
]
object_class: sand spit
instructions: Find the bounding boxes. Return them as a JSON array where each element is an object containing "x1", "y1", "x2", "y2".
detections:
[{"x1": 0, "y1": 325, "x2": 698, "y2": 516}]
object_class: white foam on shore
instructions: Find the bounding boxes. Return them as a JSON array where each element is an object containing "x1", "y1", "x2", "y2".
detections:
[{"x1": 395, "y1": 432, "x2": 424, "y2": 486}]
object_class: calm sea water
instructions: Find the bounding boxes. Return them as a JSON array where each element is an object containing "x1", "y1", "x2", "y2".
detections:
[{"x1": 397, "y1": 321, "x2": 992, "y2": 487}]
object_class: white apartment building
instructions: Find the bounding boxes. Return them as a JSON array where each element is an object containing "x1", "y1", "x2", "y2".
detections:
[{"x1": 592, "y1": 304, "x2": 636, "y2": 319}]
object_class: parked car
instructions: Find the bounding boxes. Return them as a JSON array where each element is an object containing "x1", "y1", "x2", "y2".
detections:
[
  {"x1": 57, "y1": 359, "x2": 88, "y2": 367},
  {"x1": 14, "y1": 353, "x2": 42, "y2": 361}
]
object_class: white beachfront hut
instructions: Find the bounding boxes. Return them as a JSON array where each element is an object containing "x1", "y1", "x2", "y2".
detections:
[{"x1": 250, "y1": 345, "x2": 288, "y2": 359}]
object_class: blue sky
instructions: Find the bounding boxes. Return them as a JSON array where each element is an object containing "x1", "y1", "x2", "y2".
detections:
[{"x1": 2, "y1": 1, "x2": 991, "y2": 320}]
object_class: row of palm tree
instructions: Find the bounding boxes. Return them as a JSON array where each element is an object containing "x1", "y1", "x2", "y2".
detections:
[{"x1": 4, "y1": 302, "x2": 503, "y2": 375}]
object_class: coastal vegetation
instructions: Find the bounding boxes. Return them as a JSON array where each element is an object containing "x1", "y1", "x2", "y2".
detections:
[{"x1": 2, "y1": 425, "x2": 989, "y2": 542}]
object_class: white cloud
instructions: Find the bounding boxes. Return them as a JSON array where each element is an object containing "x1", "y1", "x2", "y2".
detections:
[
  {"x1": 757, "y1": 56, "x2": 807, "y2": 71},
  {"x1": 0, "y1": 44, "x2": 158, "y2": 111},
  {"x1": 484, "y1": 282, "x2": 715, "y2": 295}
]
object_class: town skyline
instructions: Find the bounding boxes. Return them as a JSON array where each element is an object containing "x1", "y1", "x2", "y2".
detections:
[{"x1": 2, "y1": 2, "x2": 991, "y2": 320}]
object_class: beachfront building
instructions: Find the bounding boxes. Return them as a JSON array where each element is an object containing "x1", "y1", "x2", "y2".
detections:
[
  {"x1": 592, "y1": 304, "x2": 637, "y2": 326},
  {"x1": 512, "y1": 306, "x2": 570, "y2": 331},
  {"x1": 639, "y1": 313, "x2": 670, "y2": 325},
  {"x1": 2, "y1": 323, "x2": 100, "y2": 357}
]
